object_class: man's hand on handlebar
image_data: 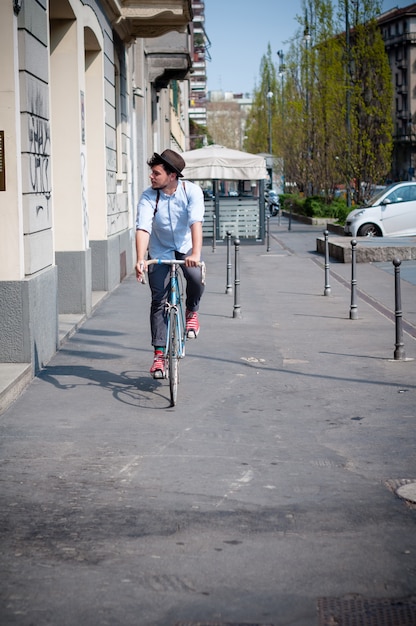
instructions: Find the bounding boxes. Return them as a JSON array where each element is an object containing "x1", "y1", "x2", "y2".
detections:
[
  {"x1": 135, "y1": 260, "x2": 147, "y2": 283},
  {"x1": 185, "y1": 252, "x2": 201, "y2": 267}
]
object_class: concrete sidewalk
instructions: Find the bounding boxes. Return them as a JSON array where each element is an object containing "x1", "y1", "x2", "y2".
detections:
[
  {"x1": 271, "y1": 219, "x2": 416, "y2": 338},
  {"x1": 0, "y1": 218, "x2": 415, "y2": 626},
  {"x1": 0, "y1": 291, "x2": 109, "y2": 415}
]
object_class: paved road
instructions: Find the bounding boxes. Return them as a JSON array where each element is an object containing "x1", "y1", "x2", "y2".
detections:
[{"x1": 1, "y1": 218, "x2": 415, "y2": 626}]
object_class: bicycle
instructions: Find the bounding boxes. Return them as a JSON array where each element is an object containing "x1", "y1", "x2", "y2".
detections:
[{"x1": 143, "y1": 259, "x2": 206, "y2": 407}]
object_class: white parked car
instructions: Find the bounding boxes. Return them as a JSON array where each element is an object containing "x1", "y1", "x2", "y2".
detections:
[{"x1": 344, "y1": 182, "x2": 416, "y2": 237}]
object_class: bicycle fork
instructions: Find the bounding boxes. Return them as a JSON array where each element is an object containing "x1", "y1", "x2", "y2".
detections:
[{"x1": 165, "y1": 302, "x2": 185, "y2": 359}]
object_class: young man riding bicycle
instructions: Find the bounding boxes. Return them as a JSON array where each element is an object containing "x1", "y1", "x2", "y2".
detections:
[{"x1": 135, "y1": 149, "x2": 205, "y2": 379}]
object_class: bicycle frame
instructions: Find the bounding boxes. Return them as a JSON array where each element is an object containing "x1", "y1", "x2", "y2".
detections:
[
  {"x1": 144, "y1": 259, "x2": 205, "y2": 406},
  {"x1": 164, "y1": 262, "x2": 186, "y2": 359}
]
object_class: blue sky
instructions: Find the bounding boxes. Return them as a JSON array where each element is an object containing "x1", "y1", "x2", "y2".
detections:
[{"x1": 205, "y1": 0, "x2": 409, "y2": 95}]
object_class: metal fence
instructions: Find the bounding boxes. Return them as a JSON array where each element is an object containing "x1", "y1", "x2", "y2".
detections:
[{"x1": 203, "y1": 194, "x2": 265, "y2": 243}]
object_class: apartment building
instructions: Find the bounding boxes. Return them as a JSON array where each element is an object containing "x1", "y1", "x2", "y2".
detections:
[
  {"x1": 188, "y1": 0, "x2": 210, "y2": 145},
  {"x1": 0, "y1": 0, "x2": 193, "y2": 382},
  {"x1": 378, "y1": 3, "x2": 416, "y2": 180},
  {"x1": 207, "y1": 91, "x2": 252, "y2": 151}
]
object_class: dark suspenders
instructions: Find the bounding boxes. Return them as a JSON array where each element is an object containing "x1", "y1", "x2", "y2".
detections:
[
  {"x1": 153, "y1": 190, "x2": 160, "y2": 217},
  {"x1": 153, "y1": 181, "x2": 187, "y2": 217}
]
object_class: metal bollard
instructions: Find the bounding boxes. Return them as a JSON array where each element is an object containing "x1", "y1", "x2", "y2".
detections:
[
  {"x1": 266, "y1": 215, "x2": 270, "y2": 252},
  {"x1": 349, "y1": 239, "x2": 358, "y2": 319},
  {"x1": 233, "y1": 238, "x2": 241, "y2": 318},
  {"x1": 323, "y1": 230, "x2": 331, "y2": 296},
  {"x1": 393, "y1": 258, "x2": 406, "y2": 360},
  {"x1": 288, "y1": 203, "x2": 292, "y2": 231},
  {"x1": 225, "y1": 231, "x2": 232, "y2": 294},
  {"x1": 212, "y1": 213, "x2": 216, "y2": 253}
]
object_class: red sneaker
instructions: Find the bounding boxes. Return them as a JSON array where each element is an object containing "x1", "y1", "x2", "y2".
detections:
[
  {"x1": 186, "y1": 310, "x2": 200, "y2": 338},
  {"x1": 150, "y1": 350, "x2": 165, "y2": 379}
]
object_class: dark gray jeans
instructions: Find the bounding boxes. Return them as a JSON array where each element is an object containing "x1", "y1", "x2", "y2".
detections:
[{"x1": 148, "y1": 251, "x2": 204, "y2": 348}]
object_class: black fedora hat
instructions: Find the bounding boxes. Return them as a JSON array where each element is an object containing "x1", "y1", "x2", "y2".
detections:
[{"x1": 155, "y1": 149, "x2": 185, "y2": 177}]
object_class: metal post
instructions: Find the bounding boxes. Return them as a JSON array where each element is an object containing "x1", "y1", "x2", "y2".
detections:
[
  {"x1": 212, "y1": 213, "x2": 216, "y2": 253},
  {"x1": 225, "y1": 231, "x2": 232, "y2": 294},
  {"x1": 393, "y1": 258, "x2": 406, "y2": 360},
  {"x1": 259, "y1": 178, "x2": 265, "y2": 242},
  {"x1": 288, "y1": 202, "x2": 292, "y2": 231},
  {"x1": 349, "y1": 239, "x2": 358, "y2": 319},
  {"x1": 213, "y1": 180, "x2": 220, "y2": 243},
  {"x1": 324, "y1": 230, "x2": 331, "y2": 296},
  {"x1": 266, "y1": 215, "x2": 270, "y2": 252},
  {"x1": 233, "y1": 238, "x2": 241, "y2": 319}
]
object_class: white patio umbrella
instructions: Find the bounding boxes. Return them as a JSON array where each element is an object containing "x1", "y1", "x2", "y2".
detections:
[{"x1": 181, "y1": 144, "x2": 269, "y2": 180}]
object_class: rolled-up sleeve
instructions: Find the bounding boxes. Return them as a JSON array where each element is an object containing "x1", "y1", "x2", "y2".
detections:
[{"x1": 187, "y1": 183, "x2": 205, "y2": 226}]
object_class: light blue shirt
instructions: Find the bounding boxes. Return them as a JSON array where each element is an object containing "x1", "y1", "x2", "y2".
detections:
[{"x1": 136, "y1": 180, "x2": 204, "y2": 260}]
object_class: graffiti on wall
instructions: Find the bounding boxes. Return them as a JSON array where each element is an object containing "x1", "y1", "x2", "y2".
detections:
[
  {"x1": 80, "y1": 150, "x2": 89, "y2": 248},
  {"x1": 80, "y1": 92, "x2": 89, "y2": 247},
  {"x1": 28, "y1": 89, "x2": 51, "y2": 216}
]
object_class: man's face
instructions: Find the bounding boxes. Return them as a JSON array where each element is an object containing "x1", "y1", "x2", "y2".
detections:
[{"x1": 150, "y1": 165, "x2": 176, "y2": 190}]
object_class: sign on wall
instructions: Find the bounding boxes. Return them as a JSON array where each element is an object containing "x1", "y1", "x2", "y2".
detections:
[{"x1": 0, "y1": 131, "x2": 5, "y2": 191}]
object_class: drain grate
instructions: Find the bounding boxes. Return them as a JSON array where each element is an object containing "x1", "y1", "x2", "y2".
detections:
[
  {"x1": 317, "y1": 595, "x2": 416, "y2": 625},
  {"x1": 175, "y1": 623, "x2": 274, "y2": 626}
]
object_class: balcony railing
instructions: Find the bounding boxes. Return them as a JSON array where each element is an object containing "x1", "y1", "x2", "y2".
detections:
[{"x1": 384, "y1": 31, "x2": 416, "y2": 47}]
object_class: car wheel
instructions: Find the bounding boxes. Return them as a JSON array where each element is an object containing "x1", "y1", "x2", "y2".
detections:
[{"x1": 357, "y1": 223, "x2": 382, "y2": 237}]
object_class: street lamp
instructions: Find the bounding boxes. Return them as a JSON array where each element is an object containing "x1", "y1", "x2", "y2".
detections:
[
  {"x1": 277, "y1": 50, "x2": 286, "y2": 194},
  {"x1": 277, "y1": 50, "x2": 286, "y2": 92},
  {"x1": 266, "y1": 90, "x2": 273, "y2": 155},
  {"x1": 277, "y1": 50, "x2": 286, "y2": 121},
  {"x1": 303, "y1": 20, "x2": 311, "y2": 117}
]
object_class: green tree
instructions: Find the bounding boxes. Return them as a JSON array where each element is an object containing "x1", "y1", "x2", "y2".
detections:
[
  {"x1": 189, "y1": 119, "x2": 213, "y2": 150},
  {"x1": 343, "y1": 0, "x2": 393, "y2": 202},
  {"x1": 244, "y1": 44, "x2": 278, "y2": 155},
  {"x1": 274, "y1": 0, "x2": 344, "y2": 198},
  {"x1": 244, "y1": 0, "x2": 393, "y2": 202},
  {"x1": 277, "y1": 41, "x2": 306, "y2": 192},
  {"x1": 308, "y1": 0, "x2": 345, "y2": 198}
]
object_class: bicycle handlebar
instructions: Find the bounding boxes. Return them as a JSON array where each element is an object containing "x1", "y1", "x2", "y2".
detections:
[{"x1": 139, "y1": 259, "x2": 206, "y2": 285}]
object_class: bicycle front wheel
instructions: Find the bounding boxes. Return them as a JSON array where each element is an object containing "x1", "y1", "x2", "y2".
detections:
[{"x1": 168, "y1": 308, "x2": 180, "y2": 406}]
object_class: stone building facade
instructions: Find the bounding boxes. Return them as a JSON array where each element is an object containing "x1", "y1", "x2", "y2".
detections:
[{"x1": 0, "y1": 0, "x2": 193, "y2": 380}]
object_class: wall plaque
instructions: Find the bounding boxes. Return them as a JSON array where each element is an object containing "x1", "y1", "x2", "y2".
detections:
[{"x1": 0, "y1": 131, "x2": 5, "y2": 191}]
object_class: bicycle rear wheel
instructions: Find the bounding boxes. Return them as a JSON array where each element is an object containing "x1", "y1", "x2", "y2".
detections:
[{"x1": 168, "y1": 308, "x2": 180, "y2": 406}]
